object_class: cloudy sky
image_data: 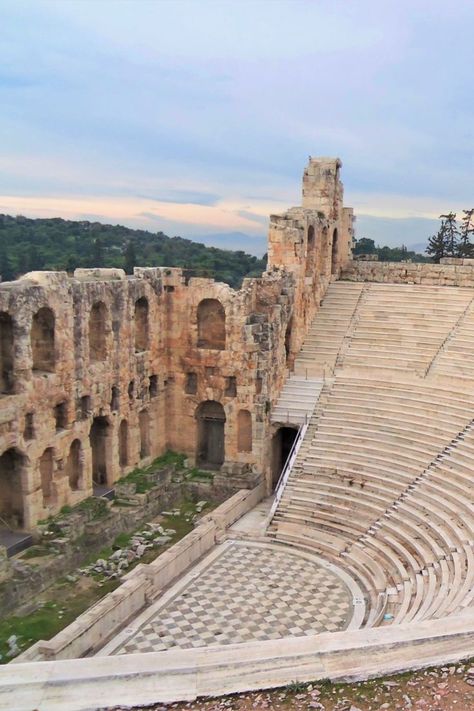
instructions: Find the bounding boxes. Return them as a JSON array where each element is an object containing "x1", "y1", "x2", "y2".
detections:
[{"x1": 1, "y1": 0, "x2": 473, "y2": 254}]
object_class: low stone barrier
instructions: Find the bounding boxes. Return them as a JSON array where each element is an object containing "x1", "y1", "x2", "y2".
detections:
[
  {"x1": 3, "y1": 612, "x2": 474, "y2": 711},
  {"x1": 342, "y1": 259, "x2": 474, "y2": 287}
]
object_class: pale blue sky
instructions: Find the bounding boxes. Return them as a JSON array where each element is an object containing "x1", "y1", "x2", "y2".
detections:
[{"x1": 1, "y1": 0, "x2": 473, "y2": 253}]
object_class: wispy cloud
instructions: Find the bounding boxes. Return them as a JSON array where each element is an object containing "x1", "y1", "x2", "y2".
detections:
[{"x1": 0, "y1": 0, "x2": 473, "y2": 244}]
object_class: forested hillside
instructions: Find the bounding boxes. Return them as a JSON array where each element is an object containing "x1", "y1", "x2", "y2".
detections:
[{"x1": 0, "y1": 215, "x2": 267, "y2": 288}]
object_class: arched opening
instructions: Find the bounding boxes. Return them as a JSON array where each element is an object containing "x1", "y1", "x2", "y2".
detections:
[
  {"x1": 89, "y1": 416, "x2": 109, "y2": 485},
  {"x1": 305, "y1": 225, "x2": 315, "y2": 277},
  {"x1": 197, "y1": 299, "x2": 226, "y2": 350},
  {"x1": 66, "y1": 439, "x2": 82, "y2": 491},
  {"x1": 31, "y1": 307, "x2": 55, "y2": 372},
  {"x1": 319, "y1": 227, "x2": 329, "y2": 275},
  {"x1": 237, "y1": 409, "x2": 252, "y2": 453},
  {"x1": 119, "y1": 419, "x2": 128, "y2": 467},
  {"x1": 110, "y1": 386, "x2": 120, "y2": 411},
  {"x1": 331, "y1": 227, "x2": 339, "y2": 275},
  {"x1": 89, "y1": 302, "x2": 108, "y2": 362},
  {"x1": 134, "y1": 297, "x2": 149, "y2": 352},
  {"x1": 0, "y1": 448, "x2": 25, "y2": 528},
  {"x1": 271, "y1": 426, "x2": 298, "y2": 489},
  {"x1": 196, "y1": 400, "x2": 225, "y2": 469},
  {"x1": 139, "y1": 409, "x2": 150, "y2": 459},
  {"x1": 0, "y1": 312, "x2": 14, "y2": 394},
  {"x1": 39, "y1": 448, "x2": 55, "y2": 507}
]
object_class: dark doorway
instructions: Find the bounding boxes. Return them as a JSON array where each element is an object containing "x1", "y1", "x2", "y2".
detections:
[
  {"x1": 196, "y1": 400, "x2": 225, "y2": 469},
  {"x1": 271, "y1": 426, "x2": 298, "y2": 489},
  {"x1": 0, "y1": 448, "x2": 25, "y2": 528},
  {"x1": 331, "y1": 228, "x2": 339, "y2": 274},
  {"x1": 90, "y1": 416, "x2": 109, "y2": 485}
]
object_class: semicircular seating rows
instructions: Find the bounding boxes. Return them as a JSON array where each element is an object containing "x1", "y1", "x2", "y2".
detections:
[{"x1": 269, "y1": 281, "x2": 474, "y2": 629}]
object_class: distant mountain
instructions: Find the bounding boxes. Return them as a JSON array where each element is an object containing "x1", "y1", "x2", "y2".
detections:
[
  {"x1": 191, "y1": 232, "x2": 267, "y2": 257},
  {"x1": 0, "y1": 215, "x2": 267, "y2": 288}
]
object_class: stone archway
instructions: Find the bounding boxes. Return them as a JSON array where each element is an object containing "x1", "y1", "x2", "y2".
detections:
[
  {"x1": 89, "y1": 416, "x2": 110, "y2": 485},
  {"x1": 0, "y1": 448, "x2": 26, "y2": 528},
  {"x1": 196, "y1": 401, "x2": 226, "y2": 469}
]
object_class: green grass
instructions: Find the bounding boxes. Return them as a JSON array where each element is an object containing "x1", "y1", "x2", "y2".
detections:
[
  {"x1": 0, "y1": 580, "x2": 118, "y2": 662},
  {"x1": 119, "y1": 450, "x2": 187, "y2": 493}
]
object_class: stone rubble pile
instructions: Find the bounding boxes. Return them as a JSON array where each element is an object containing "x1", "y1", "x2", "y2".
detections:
[{"x1": 78, "y1": 522, "x2": 177, "y2": 581}]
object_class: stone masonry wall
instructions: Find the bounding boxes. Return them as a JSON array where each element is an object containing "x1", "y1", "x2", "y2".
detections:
[
  {"x1": 0, "y1": 157, "x2": 353, "y2": 529},
  {"x1": 342, "y1": 258, "x2": 474, "y2": 287}
]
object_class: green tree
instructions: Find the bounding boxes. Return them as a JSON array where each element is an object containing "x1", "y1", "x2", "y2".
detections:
[
  {"x1": 426, "y1": 221, "x2": 449, "y2": 263},
  {"x1": 458, "y1": 208, "x2": 474, "y2": 258},
  {"x1": 439, "y1": 212, "x2": 459, "y2": 256}
]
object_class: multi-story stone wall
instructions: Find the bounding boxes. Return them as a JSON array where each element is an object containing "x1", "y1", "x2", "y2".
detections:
[{"x1": 0, "y1": 157, "x2": 352, "y2": 529}]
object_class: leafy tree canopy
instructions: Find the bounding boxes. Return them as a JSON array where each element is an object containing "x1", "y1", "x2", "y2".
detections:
[{"x1": 0, "y1": 215, "x2": 267, "y2": 289}]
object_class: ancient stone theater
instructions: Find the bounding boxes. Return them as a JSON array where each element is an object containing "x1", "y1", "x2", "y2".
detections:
[{"x1": 1, "y1": 158, "x2": 473, "y2": 709}]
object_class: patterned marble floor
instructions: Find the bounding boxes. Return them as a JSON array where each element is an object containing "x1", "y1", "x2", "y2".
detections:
[{"x1": 103, "y1": 541, "x2": 362, "y2": 656}]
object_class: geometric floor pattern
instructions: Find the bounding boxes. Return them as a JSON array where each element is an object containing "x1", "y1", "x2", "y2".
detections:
[{"x1": 112, "y1": 542, "x2": 353, "y2": 654}]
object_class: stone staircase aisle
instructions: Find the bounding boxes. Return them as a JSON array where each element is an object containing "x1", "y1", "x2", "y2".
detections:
[{"x1": 270, "y1": 375, "x2": 323, "y2": 426}]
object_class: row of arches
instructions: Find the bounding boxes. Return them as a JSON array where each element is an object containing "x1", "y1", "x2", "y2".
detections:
[
  {"x1": 0, "y1": 297, "x2": 150, "y2": 393},
  {"x1": 0, "y1": 409, "x2": 153, "y2": 528}
]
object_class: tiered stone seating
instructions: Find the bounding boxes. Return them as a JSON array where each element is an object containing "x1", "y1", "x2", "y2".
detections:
[
  {"x1": 339, "y1": 284, "x2": 472, "y2": 374},
  {"x1": 269, "y1": 374, "x2": 474, "y2": 626}
]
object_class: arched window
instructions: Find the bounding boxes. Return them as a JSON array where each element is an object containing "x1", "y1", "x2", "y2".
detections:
[
  {"x1": 196, "y1": 400, "x2": 226, "y2": 469},
  {"x1": 331, "y1": 228, "x2": 339, "y2": 274},
  {"x1": 305, "y1": 225, "x2": 315, "y2": 277},
  {"x1": 319, "y1": 227, "x2": 329, "y2": 275},
  {"x1": 67, "y1": 440, "x2": 82, "y2": 491},
  {"x1": 39, "y1": 447, "x2": 55, "y2": 506},
  {"x1": 0, "y1": 312, "x2": 14, "y2": 394},
  {"x1": 134, "y1": 297, "x2": 149, "y2": 352},
  {"x1": 0, "y1": 448, "x2": 25, "y2": 527},
  {"x1": 285, "y1": 317, "x2": 293, "y2": 362},
  {"x1": 139, "y1": 410, "x2": 150, "y2": 458},
  {"x1": 90, "y1": 416, "x2": 109, "y2": 485},
  {"x1": 119, "y1": 419, "x2": 128, "y2": 467},
  {"x1": 237, "y1": 410, "x2": 252, "y2": 452},
  {"x1": 89, "y1": 302, "x2": 108, "y2": 362},
  {"x1": 197, "y1": 299, "x2": 226, "y2": 350},
  {"x1": 31, "y1": 307, "x2": 55, "y2": 372}
]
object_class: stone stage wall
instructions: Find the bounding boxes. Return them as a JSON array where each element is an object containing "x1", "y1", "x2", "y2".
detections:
[{"x1": 0, "y1": 157, "x2": 353, "y2": 529}]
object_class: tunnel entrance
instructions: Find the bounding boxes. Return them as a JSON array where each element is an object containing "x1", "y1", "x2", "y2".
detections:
[{"x1": 271, "y1": 426, "x2": 298, "y2": 489}]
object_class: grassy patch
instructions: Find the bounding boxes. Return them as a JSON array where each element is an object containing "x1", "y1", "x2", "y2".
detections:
[
  {"x1": 119, "y1": 450, "x2": 187, "y2": 493},
  {"x1": 0, "y1": 579, "x2": 118, "y2": 662}
]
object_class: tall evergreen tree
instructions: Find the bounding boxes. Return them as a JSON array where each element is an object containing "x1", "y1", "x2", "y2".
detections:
[
  {"x1": 458, "y1": 208, "x2": 474, "y2": 258},
  {"x1": 426, "y1": 220, "x2": 449, "y2": 263},
  {"x1": 439, "y1": 212, "x2": 459, "y2": 256}
]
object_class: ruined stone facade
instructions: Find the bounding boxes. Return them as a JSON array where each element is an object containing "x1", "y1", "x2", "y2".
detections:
[{"x1": 0, "y1": 158, "x2": 352, "y2": 529}]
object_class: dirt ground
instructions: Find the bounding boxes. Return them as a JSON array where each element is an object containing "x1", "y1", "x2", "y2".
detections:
[{"x1": 107, "y1": 660, "x2": 474, "y2": 711}]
